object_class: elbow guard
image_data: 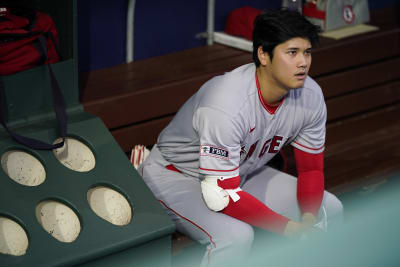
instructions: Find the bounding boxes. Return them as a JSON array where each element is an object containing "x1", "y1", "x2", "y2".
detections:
[{"x1": 201, "y1": 175, "x2": 241, "y2": 212}]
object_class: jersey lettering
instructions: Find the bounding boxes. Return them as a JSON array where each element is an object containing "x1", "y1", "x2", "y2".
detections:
[
  {"x1": 269, "y1": 136, "x2": 283, "y2": 153},
  {"x1": 244, "y1": 140, "x2": 259, "y2": 161},
  {"x1": 240, "y1": 146, "x2": 247, "y2": 157},
  {"x1": 258, "y1": 138, "x2": 271, "y2": 158},
  {"x1": 258, "y1": 136, "x2": 284, "y2": 157}
]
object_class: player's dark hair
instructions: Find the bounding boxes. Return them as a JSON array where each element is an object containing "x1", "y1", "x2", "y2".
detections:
[{"x1": 252, "y1": 9, "x2": 321, "y2": 67}]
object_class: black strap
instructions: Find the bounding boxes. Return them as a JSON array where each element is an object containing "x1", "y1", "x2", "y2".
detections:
[
  {"x1": 46, "y1": 31, "x2": 62, "y2": 61},
  {"x1": 35, "y1": 35, "x2": 48, "y2": 65},
  {"x1": 0, "y1": 34, "x2": 67, "y2": 150}
]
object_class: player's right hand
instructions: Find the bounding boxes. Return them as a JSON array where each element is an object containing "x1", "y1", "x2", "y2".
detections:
[
  {"x1": 301, "y1": 212, "x2": 317, "y2": 227},
  {"x1": 283, "y1": 220, "x2": 304, "y2": 236},
  {"x1": 283, "y1": 219, "x2": 317, "y2": 237},
  {"x1": 283, "y1": 218, "x2": 325, "y2": 238}
]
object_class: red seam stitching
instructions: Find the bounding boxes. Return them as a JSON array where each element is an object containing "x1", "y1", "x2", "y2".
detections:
[
  {"x1": 158, "y1": 200, "x2": 217, "y2": 249},
  {"x1": 158, "y1": 200, "x2": 216, "y2": 266}
]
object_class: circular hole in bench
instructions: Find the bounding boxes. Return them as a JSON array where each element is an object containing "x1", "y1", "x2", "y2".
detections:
[
  {"x1": 1, "y1": 150, "x2": 46, "y2": 186},
  {"x1": 53, "y1": 137, "x2": 95, "y2": 172},
  {"x1": 36, "y1": 200, "x2": 81, "y2": 243},
  {"x1": 87, "y1": 185, "x2": 132, "y2": 226},
  {"x1": 0, "y1": 216, "x2": 29, "y2": 256}
]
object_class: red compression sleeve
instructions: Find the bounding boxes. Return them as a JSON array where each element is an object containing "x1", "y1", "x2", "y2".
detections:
[
  {"x1": 217, "y1": 176, "x2": 290, "y2": 234},
  {"x1": 294, "y1": 147, "x2": 324, "y2": 217}
]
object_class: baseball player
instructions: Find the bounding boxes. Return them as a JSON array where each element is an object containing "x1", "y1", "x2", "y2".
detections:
[{"x1": 138, "y1": 9, "x2": 343, "y2": 267}]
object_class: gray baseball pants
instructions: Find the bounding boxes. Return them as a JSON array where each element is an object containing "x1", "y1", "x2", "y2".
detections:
[{"x1": 138, "y1": 146, "x2": 343, "y2": 267}]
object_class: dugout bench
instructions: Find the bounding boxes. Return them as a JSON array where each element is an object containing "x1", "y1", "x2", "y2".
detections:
[{"x1": 81, "y1": 5, "x2": 400, "y2": 196}]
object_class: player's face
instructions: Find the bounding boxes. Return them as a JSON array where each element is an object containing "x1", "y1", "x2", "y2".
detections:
[{"x1": 269, "y1": 37, "x2": 312, "y2": 89}]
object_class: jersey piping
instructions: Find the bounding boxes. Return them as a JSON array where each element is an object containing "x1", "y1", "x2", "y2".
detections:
[
  {"x1": 199, "y1": 166, "x2": 240, "y2": 172},
  {"x1": 293, "y1": 141, "x2": 324, "y2": 151}
]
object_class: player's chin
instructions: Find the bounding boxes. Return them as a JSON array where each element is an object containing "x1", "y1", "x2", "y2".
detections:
[
  {"x1": 290, "y1": 80, "x2": 305, "y2": 89},
  {"x1": 292, "y1": 75, "x2": 307, "y2": 88}
]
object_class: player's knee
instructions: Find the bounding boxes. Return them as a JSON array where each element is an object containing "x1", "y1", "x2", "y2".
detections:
[
  {"x1": 232, "y1": 223, "x2": 254, "y2": 247},
  {"x1": 215, "y1": 222, "x2": 254, "y2": 250},
  {"x1": 204, "y1": 224, "x2": 254, "y2": 267},
  {"x1": 324, "y1": 192, "x2": 344, "y2": 223}
]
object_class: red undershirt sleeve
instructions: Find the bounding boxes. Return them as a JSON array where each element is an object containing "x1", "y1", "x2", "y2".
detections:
[
  {"x1": 294, "y1": 147, "x2": 325, "y2": 217},
  {"x1": 222, "y1": 190, "x2": 290, "y2": 233},
  {"x1": 218, "y1": 176, "x2": 290, "y2": 234}
]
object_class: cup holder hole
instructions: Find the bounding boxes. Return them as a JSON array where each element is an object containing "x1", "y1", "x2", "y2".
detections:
[
  {"x1": 1, "y1": 150, "x2": 46, "y2": 186},
  {"x1": 53, "y1": 137, "x2": 95, "y2": 172},
  {"x1": 87, "y1": 186, "x2": 132, "y2": 226},
  {"x1": 0, "y1": 216, "x2": 29, "y2": 256},
  {"x1": 36, "y1": 200, "x2": 81, "y2": 243}
]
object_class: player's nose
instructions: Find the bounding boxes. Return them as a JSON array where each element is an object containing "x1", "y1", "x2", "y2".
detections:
[{"x1": 297, "y1": 54, "x2": 308, "y2": 69}]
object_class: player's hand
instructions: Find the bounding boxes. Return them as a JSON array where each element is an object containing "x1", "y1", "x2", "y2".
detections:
[
  {"x1": 283, "y1": 213, "x2": 317, "y2": 237},
  {"x1": 301, "y1": 212, "x2": 317, "y2": 228},
  {"x1": 283, "y1": 220, "x2": 304, "y2": 236}
]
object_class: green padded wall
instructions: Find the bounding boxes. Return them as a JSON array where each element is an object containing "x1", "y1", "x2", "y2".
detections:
[{"x1": 0, "y1": 1, "x2": 175, "y2": 266}]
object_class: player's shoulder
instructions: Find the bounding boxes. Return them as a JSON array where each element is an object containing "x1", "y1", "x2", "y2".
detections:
[
  {"x1": 196, "y1": 63, "x2": 256, "y2": 115},
  {"x1": 210, "y1": 63, "x2": 255, "y2": 92},
  {"x1": 302, "y1": 76, "x2": 323, "y2": 96}
]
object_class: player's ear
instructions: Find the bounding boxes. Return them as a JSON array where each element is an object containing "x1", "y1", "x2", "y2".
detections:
[{"x1": 257, "y1": 46, "x2": 270, "y2": 66}]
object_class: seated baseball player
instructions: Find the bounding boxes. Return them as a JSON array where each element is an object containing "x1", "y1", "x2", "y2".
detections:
[{"x1": 137, "y1": 9, "x2": 343, "y2": 267}]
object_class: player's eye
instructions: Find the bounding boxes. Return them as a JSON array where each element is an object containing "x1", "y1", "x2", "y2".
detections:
[{"x1": 288, "y1": 50, "x2": 297, "y2": 56}]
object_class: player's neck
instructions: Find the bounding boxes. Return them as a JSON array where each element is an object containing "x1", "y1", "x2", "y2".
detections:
[{"x1": 256, "y1": 67, "x2": 288, "y2": 106}]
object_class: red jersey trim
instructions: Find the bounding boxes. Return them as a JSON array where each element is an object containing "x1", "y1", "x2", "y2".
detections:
[
  {"x1": 293, "y1": 141, "x2": 324, "y2": 151},
  {"x1": 166, "y1": 164, "x2": 181, "y2": 173},
  {"x1": 199, "y1": 166, "x2": 240, "y2": 172},
  {"x1": 255, "y1": 72, "x2": 284, "y2": 115}
]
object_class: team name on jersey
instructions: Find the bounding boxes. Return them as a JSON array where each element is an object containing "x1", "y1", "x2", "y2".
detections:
[
  {"x1": 242, "y1": 135, "x2": 284, "y2": 162},
  {"x1": 200, "y1": 145, "x2": 229, "y2": 160}
]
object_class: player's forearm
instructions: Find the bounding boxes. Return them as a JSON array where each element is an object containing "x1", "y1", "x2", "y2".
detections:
[
  {"x1": 215, "y1": 175, "x2": 290, "y2": 233},
  {"x1": 201, "y1": 173, "x2": 297, "y2": 233},
  {"x1": 294, "y1": 148, "x2": 325, "y2": 217},
  {"x1": 222, "y1": 190, "x2": 290, "y2": 233},
  {"x1": 297, "y1": 169, "x2": 324, "y2": 216}
]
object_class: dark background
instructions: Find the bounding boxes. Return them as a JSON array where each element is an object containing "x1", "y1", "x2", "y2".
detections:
[{"x1": 77, "y1": 0, "x2": 398, "y2": 72}]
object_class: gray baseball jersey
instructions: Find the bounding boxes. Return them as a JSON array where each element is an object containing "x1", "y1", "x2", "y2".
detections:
[{"x1": 157, "y1": 63, "x2": 326, "y2": 179}]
